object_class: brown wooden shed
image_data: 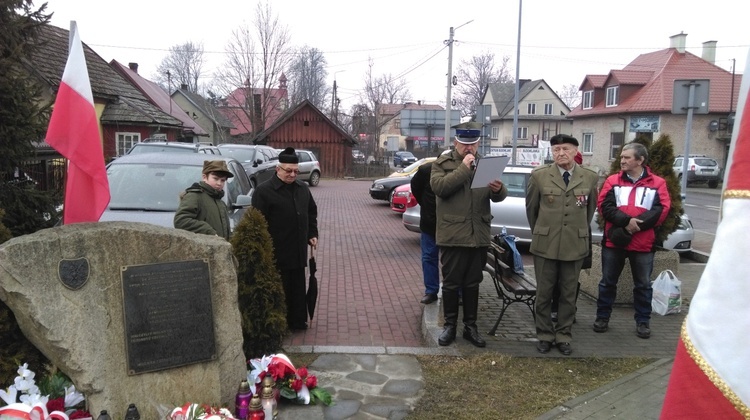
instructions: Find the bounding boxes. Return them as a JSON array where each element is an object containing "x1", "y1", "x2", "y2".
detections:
[{"x1": 254, "y1": 100, "x2": 357, "y2": 178}]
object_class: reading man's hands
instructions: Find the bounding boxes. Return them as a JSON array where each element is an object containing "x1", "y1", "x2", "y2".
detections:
[
  {"x1": 462, "y1": 154, "x2": 476, "y2": 169},
  {"x1": 488, "y1": 179, "x2": 504, "y2": 193}
]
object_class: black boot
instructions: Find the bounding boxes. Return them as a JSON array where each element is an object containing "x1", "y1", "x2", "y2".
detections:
[
  {"x1": 461, "y1": 287, "x2": 486, "y2": 347},
  {"x1": 439, "y1": 290, "x2": 459, "y2": 346}
]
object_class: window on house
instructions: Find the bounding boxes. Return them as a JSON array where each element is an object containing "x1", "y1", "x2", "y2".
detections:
[
  {"x1": 606, "y1": 86, "x2": 619, "y2": 107},
  {"x1": 394, "y1": 119, "x2": 400, "y2": 129},
  {"x1": 582, "y1": 133, "x2": 593, "y2": 154},
  {"x1": 609, "y1": 132, "x2": 624, "y2": 159},
  {"x1": 544, "y1": 104, "x2": 553, "y2": 115},
  {"x1": 491, "y1": 126, "x2": 499, "y2": 140},
  {"x1": 583, "y1": 91, "x2": 593, "y2": 109},
  {"x1": 517, "y1": 127, "x2": 528, "y2": 139},
  {"x1": 117, "y1": 132, "x2": 140, "y2": 156},
  {"x1": 527, "y1": 104, "x2": 536, "y2": 115}
]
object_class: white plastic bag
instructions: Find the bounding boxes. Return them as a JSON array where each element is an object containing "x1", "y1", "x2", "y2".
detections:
[{"x1": 652, "y1": 269, "x2": 681, "y2": 315}]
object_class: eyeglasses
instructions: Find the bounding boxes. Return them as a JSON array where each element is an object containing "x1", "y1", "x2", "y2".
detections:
[{"x1": 278, "y1": 166, "x2": 300, "y2": 175}]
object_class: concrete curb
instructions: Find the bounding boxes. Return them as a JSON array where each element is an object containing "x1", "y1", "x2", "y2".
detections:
[{"x1": 536, "y1": 358, "x2": 674, "y2": 420}]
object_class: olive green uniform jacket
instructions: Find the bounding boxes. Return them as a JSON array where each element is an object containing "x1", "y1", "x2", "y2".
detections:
[
  {"x1": 525, "y1": 163, "x2": 599, "y2": 260},
  {"x1": 174, "y1": 181, "x2": 231, "y2": 240},
  {"x1": 430, "y1": 151, "x2": 508, "y2": 247}
]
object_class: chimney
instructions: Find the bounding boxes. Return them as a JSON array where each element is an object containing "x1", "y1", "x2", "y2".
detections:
[
  {"x1": 417, "y1": 100, "x2": 422, "y2": 106},
  {"x1": 702, "y1": 40, "x2": 717, "y2": 64},
  {"x1": 669, "y1": 32, "x2": 687, "y2": 53},
  {"x1": 128, "y1": 62, "x2": 139, "y2": 73}
]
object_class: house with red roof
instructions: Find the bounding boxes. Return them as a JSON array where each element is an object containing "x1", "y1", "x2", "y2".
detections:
[
  {"x1": 217, "y1": 75, "x2": 289, "y2": 143},
  {"x1": 567, "y1": 33, "x2": 741, "y2": 173}
]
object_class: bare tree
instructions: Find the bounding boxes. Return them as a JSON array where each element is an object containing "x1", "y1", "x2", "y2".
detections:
[
  {"x1": 454, "y1": 52, "x2": 512, "y2": 117},
  {"x1": 287, "y1": 45, "x2": 329, "y2": 110},
  {"x1": 357, "y1": 59, "x2": 411, "y2": 158},
  {"x1": 557, "y1": 83, "x2": 581, "y2": 109},
  {"x1": 213, "y1": 2, "x2": 292, "y2": 141},
  {"x1": 153, "y1": 41, "x2": 205, "y2": 94}
]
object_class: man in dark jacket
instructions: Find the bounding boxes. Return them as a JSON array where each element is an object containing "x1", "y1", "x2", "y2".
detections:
[
  {"x1": 174, "y1": 160, "x2": 233, "y2": 240},
  {"x1": 593, "y1": 142, "x2": 671, "y2": 339},
  {"x1": 252, "y1": 147, "x2": 319, "y2": 331},
  {"x1": 431, "y1": 122, "x2": 507, "y2": 347},
  {"x1": 411, "y1": 162, "x2": 439, "y2": 304}
]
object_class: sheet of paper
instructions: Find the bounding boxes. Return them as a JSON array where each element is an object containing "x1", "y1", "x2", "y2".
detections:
[{"x1": 470, "y1": 155, "x2": 511, "y2": 189}]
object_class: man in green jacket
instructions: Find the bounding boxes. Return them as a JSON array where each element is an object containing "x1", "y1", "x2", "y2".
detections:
[
  {"x1": 430, "y1": 122, "x2": 507, "y2": 347},
  {"x1": 525, "y1": 134, "x2": 598, "y2": 356},
  {"x1": 174, "y1": 160, "x2": 233, "y2": 240}
]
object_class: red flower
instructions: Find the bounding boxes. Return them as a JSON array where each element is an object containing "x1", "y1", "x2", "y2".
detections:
[
  {"x1": 297, "y1": 367, "x2": 308, "y2": 379},
  {"x1": 69, "y1": 410, "x2": 93, "y2": 419},
  {"x1": 46, "y1": 397, "x2": 65, "y2": 413},
  {"x1": 291, "y1": 378, "x2": 303, "y2": 392},
  {"x1": 268, "y1": 362, "x2": 290, "y2": 381},
  {"x1": 305, "y1": 375, "x2": 317, "y2": 389}
]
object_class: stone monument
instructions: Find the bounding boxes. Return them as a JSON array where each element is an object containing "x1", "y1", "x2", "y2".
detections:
[{"x1": 0, "y1": 222, "x2": 247, "y2": 418}]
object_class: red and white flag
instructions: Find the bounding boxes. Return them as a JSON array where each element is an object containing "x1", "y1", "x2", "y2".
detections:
[
  {"x1": 661, "y1": 50, "x2": 750, "y2": 418},
  {"x1": 45, "y1": 22, "x2": 109, "y2": 224}
]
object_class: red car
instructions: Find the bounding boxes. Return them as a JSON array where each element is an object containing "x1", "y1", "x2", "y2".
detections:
[{"x1": 390, "y1": 183, "x2": 418, "y2": 213}]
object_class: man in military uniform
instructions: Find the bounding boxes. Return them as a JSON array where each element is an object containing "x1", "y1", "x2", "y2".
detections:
[
  {"x1": 525, "y1": 134, "x2": 598, "y2": 355},
  {"x1": 431, "y1": 122, "x2": 507, "y2": 347}
]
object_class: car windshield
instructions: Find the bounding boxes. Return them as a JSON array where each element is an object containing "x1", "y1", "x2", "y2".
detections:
[
  {"x1": 694, "y1": 158, "x2": 717, "y2": 166},
  {"x1": 501, "y1": 172, "x2": 527, "y2": 198},
  {"x1": 401, "y1": 159, "x2": 424, "y2": 173},
  {"x1": 107, "y1": 163, "x2": 201, "y2": 211},
  {"x1": 129, "y1": 144, "x2": 195, "y2": 154},
  {"x1": 218, "y1": 147, "x2": 257, "y2": 163}
]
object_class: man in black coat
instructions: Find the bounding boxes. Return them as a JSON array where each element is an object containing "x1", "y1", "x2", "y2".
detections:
[
  {"x1": 411, "y1": 161, "x2": 439, "y2": 304},
  {"x1": 252, "y1": 147, "x2": 319, "y2": 330}
]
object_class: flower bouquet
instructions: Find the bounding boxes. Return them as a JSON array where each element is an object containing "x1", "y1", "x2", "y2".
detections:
[
  {"x1": 0, "y1": 363, "x2": 91, "y2": 420},
  {"x1": 247, "y1": 354, "x2": 333, "y2": 406},
  {"x1": 166, "y1": 403, "x2": 236, "y2": 420}
]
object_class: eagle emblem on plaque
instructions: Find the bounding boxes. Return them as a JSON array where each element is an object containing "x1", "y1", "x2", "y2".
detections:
[{"x1": 58, "y1": 258, "x2": 89, "y2": 290}]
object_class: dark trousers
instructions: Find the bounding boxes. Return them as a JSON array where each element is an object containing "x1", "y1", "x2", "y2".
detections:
[
  {"x1": 597, "y1": 246, "x2": 655, "y2": 324},
  {"x1": 533, "y1": 256, "x2": 582, "y2": 343},
  {"x1": 280, "y1": 268, "x2": 307, "y2": 328},
  {"x1": 440, "y1": 246, "x2": 486, "y2": 327}
]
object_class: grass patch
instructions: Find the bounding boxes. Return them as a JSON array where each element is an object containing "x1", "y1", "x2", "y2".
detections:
[{"x1": 408, "y1": 353, "x2": 653, "y2": 419}]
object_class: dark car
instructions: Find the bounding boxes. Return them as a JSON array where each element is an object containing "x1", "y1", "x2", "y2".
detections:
[
  {"x1": 100, "y1": 153, "x2": 253, "y2": 233},
  {"x1": 369, "y1": 172, "x2": 414, "y2": 202},
  {"x1": 393, "y1": 151, "x2": 417, "y2": 168},
  {"x1": 217, "y1": 144, "x2": 279, "y2": 188}
]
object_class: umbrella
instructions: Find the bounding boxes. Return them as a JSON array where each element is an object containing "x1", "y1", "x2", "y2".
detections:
[{"x1": 306, "y1": 245, "x2": 318, "y2": 320}]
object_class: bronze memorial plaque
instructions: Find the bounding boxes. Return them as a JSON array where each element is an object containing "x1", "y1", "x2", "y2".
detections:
[{"x1": 121, "y1": 259, "x2": 216, "y2": 375}]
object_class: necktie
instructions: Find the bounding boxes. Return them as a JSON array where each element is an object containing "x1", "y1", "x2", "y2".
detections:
[{"x1": 563, "y1": 171, "x2": 570, "y2": 186}]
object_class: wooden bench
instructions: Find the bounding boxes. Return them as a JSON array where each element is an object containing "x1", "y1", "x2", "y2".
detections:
[{"x1": 484, "y1": 240, "x2": 537, "y2": 336}]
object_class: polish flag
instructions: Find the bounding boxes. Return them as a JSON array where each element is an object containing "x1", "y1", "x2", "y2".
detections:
[
  {"x1": 45, "y1": 22, "x2": 109, "y2": 224},
  {"x1": 660, "y1": 50, "x2": 750, "y2": 418}
]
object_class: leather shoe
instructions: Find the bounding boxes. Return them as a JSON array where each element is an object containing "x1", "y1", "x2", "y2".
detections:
[
  {"x1": 438, "y1": 325, "x2": 456, "y2": 346},
  {"x1": 593, "y1": 317, "x2": 609, "y2": 333},
  {"x1": 636, "y1": 323, "x2": 651, "y2": 339},
  {"x1": 420, "y1": 293, "x2": 438, "y2": 304},
  {"x1": 290, "y1": 322, "x2": 308, "y2": 331},
  {"x1": 557, "y1": 342, "x2": 572, "y2": 356},
  {"x1": 536, "y1": 340, "x2": 552, "y2": 354},
  {"x1": 462, "y1": 325, "x2": 486, "y2": 347}
]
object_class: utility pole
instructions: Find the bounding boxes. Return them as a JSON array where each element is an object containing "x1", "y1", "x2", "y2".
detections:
[
  {"x1": 443, "y1": 20, "x2": 473, "y2": 148},
  {"x1": 331, "y1": 79, "x2": 337, "y2": 120},
  {"x1": 511, "y1": 0, "x2": 523, "y2": 165}
]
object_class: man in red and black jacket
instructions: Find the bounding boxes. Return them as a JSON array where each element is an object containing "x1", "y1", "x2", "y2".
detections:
[{"x1": 592, "y1": 142, "x2": 671, "y2": 339}]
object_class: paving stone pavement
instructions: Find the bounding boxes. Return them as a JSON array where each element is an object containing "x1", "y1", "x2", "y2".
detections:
[{"x1": 278, "y1": 179, "x2": 714, "y2": 419}]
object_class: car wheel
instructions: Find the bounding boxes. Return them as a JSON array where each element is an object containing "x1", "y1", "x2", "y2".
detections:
[
  {"x1": 388, "y1": 188, "x2": 396, "y2": 203},
  {"x1": 309, "y1": 171, "x2": 320, "y2": 187},
  {"x1": 708, "y1": 180, "x2": 719, "y2": 189},
  {"x1": 249, "y1": 178, "x2": 257, "y2": 190}
]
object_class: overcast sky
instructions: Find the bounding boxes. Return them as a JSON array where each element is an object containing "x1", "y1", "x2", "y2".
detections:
[{"x1": 45, "y1": 0, "x2": 749, "y2": 111}]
